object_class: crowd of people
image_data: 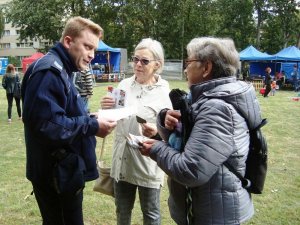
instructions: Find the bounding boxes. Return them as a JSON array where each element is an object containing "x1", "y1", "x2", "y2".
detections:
[{"x1": 1, "y1": 15, "x2": 297, "y2": 225}]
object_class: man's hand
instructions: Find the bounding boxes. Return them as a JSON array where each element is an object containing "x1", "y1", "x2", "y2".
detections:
[
  {"x1": 165, "y1": 110, "x2": 181, "y2": 131},
  {"x1": 96, "y1": 117, "x2": 117, "y2": 138},
  {"x1": 100, "y1": 96, "x2": 116, "y2": 109},
  {"x1": 139, "y1": 139, "x2": 157, "y2": 156}
]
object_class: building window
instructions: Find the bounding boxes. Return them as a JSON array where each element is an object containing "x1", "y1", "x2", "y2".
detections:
[
  {"x1": 4, "y1": 30, "x2": 10, "y2": 36},
  {"x1": 0, "y1": 43, "x2": 11, "y2": 48},
  {"x1": 16, "y1": 30, "x2": 20, "y2": 35},
  {"x1": 39, "y1": 41, "x2": 52, "y2": 48},
  {"x1": 17, "y1": 42, "x2": 33, "y2": 48},
  {"x1": 4, "y1": 17, "x2": 9, "y2": 23}
]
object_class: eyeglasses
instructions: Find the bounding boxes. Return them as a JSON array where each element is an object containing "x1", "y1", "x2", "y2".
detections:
[
  {"x1": 132, "y1": 56, "x2": 156, "y2": 65},
  {"x1": 184, "y1": 59, "x2": 202, "y2": 68}
]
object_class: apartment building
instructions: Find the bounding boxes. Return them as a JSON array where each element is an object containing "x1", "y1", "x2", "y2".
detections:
[{"x1": 0, "y1": 0, "x2": 51, "y2": 62}]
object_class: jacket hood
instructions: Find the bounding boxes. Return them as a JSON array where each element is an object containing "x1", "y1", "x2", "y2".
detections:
[{"x1": 190, "y1": 76, "x2": 262, "y2": 130}]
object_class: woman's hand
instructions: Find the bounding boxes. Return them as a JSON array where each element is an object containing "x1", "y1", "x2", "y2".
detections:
[
  {"x1": 100, "y1": 96, "x2": 116, "y2": 109},
  {"x1": 140, "y1": 123, "x2": 157, "y2": 138},
  {"x1": 165, "y1": 110, "x2": 181, "y2": 131},
  {"x1": 139, "y1": 139, "x2": 157, "y2": 156}
]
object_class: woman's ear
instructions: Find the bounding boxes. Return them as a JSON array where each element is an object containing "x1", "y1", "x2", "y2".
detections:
[
  {"x1": 154, "y1": 61, "x2": 161, "y2": 71},
  {"x1": 202, "y1": 61, "x2": 213, "y2": 79}
]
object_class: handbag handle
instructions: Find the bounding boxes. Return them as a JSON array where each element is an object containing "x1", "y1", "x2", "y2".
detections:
[{"x1": 99, "y1": 137, "x2": 106, "y2": 161}]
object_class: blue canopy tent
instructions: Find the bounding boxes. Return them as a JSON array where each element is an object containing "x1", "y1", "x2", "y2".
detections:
[
  {"x1": 240, "y1": 45, "x2": 275, "y2": 61},
  {"x1": 91, "y1": 41, "x2": 121, "y2": 80},
  {"x1": 274, "y1": 46, "x2": 300, "y2": 61},
  {"x1": 239, "y1": 46, "x2": 278, "y2": 78},
  {"x1": 273, "y1": 46, "x2": 300, "y2": 80}
]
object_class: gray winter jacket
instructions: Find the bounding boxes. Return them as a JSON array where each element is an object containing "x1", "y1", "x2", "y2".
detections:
[{"x1": 150, "y1": 76, "x2": 261, "y2": 225}]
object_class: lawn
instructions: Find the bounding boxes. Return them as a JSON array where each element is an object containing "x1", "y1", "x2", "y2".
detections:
[{"x1": 0, "y1": 79, "x2": 299, "y2": 225}]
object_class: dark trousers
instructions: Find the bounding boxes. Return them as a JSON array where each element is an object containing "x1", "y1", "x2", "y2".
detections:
[
  {"x1": 6, "y1": 93, "x2": 21, "y2": 119},
  {"x1": 264, "y1": 85, "x2": 271, "y2": 97},
  {"x1": 32, "y1": 182, "x2": 84, "y2": 225}
]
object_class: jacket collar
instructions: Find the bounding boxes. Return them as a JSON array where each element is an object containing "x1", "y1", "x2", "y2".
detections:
[
  {"x1": 50, "y1": 42, "x2": 78, "y2": 75},
  {"x1": 130, "y1": 74, "x2": 164, "y2": 88},
  {"x1": 189, "y1": 76, "x2": 237, "y2": 103}
]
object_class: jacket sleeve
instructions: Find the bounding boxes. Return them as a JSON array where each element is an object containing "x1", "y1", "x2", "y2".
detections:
[
  {"x1": 2, "y1": 75, "x2": 6, "y2": 89},
  {"x1": 150, "y1": 99, "x2": 236, "y2": 187},
  {"x1": 156, "y1": 108, "x2": 172, "y2": 142},
  {"x1": 22, "y1": 70, "x2": 99, "y2": 146}
]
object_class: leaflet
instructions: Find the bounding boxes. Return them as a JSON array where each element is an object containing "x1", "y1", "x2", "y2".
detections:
[
  {"x1": 98, "y1": 106, "x2": 137, "y2": 121},
  {"x1": 126, "y1": 133, "x2": 148, "y2": 149}
]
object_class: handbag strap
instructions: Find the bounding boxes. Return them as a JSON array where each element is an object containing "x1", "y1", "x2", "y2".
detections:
[{"x1": 99, "y1": 137, "x2": 106, "y2": 161}]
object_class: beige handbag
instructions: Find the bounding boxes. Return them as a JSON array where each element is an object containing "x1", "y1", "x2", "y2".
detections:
[{"x1": 93, "y1": 138, "x2": 115, "y2": 197}]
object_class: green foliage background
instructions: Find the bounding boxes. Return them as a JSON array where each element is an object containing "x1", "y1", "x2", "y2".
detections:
[{"x1": 1, "y1": 0, "x2": 299, "y2": 59}]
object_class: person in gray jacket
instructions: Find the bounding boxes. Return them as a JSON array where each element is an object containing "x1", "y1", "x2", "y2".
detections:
[{"x1": 139, "y1": 37, "x2": 262, "y2": 225}]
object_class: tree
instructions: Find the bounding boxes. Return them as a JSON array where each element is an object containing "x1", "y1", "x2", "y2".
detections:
[
  {"x1": 269, "y1": 0, "x2": 299, "y2": 49},
  {"x1": 0, "y1": 8, "x2": 5, "y2": 38},
  {"x1": 215, "y1": 0, "x2": 255, "y2": 50},
  {"x1": 4, "y1": 0, "x2": 300, "y2": 59},
  {"x1": 5, "y1": 0, "x2": 93, "y2": 43}
]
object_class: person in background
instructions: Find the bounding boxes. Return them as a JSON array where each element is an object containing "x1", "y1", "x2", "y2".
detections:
[
  {"x1": 264, "y1": 67, "x2": 272, "y2": 97},
  {"x1": 21, "y1": 17, "x2": 116, "y2": 225},
  {"x1": 291, "y1": 64, "x2": 299, "y2": 92},
  {"x1": 139, "y1": 37, "x2": 262, "y2": 225},
  {"x1": 101, "y1": 38, "x2": 172, "y2": 225},
  {"x1": 281, "y1": 71, "x2": 286, "y2": 87},
  {"x1": 73, "y1": 66, "x2": 94, "y2": 113},
  {"x1": 275, "y1": 71, "x2": 283, "y2": 89},
  {"x1": 242, "y1": 63, "x2": 249, "y2": 81},
  {"x1": 270, "y1": 80, "x2": 277, "y2": 96},
  {"x1": 2, "y1": 64, "x2": 22, "y2": 123}
]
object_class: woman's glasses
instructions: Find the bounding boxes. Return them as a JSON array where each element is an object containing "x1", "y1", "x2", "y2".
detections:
[
  {"x1": 132, "y1": 56, "x2": 156, "y2": 65},
  {"x1": 184, "y1": 59, "x2": 202, "y2": 68}
]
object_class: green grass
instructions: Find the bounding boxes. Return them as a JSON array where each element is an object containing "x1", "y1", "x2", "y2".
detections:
[{"x1": 0, "y1": 80, "x2": 299, "y2": 225}]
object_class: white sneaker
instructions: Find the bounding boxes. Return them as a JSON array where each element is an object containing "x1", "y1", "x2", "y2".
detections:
[{"x1": 8, "y1": 119, "x2": 12, "y2": 123}]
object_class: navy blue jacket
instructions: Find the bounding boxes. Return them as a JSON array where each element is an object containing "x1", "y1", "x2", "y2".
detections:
[{"x1": 22, "y1": 43, "x2": 99, "y2": 184}]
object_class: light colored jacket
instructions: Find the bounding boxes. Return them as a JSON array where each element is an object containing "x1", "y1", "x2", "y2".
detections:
[
  {"x1": 151, "y1": 77, "x2": 261, "y2": 224},
  {"x1": 110, "y1": 75, "x2": 172, "y2": 188}
]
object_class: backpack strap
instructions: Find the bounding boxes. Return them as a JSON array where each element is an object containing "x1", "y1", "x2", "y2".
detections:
[{"x1": 224, "y1": 105, "x2": 267, "y2": 189}]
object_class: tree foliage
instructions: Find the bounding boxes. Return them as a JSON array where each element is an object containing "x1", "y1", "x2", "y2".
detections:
[
  {"x1": 0, "y1": 7, "x2": 5, "y2": 38},
  {"x1": 3, "y1": 0, "x2": 300, "y2": 58}
]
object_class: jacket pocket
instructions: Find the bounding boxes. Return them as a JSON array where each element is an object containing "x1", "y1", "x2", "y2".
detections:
[{"x1": 52, "y1": 149, "x2": 86, "y2": 195}]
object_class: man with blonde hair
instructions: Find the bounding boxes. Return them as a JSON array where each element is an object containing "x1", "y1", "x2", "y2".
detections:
[{"x1": 21, "y1": 16, "x2": 116, "y2": 225}]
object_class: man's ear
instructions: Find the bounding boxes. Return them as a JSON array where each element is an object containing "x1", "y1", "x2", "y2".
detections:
[
  {"x1": 202, "y1": 61, "x2": 213, "y2": 79},
  {"x1": 63, "y1": 36, "x2": 72, "y2": 49}
]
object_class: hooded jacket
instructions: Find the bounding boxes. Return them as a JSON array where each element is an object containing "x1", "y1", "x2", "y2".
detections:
[
  {"x1": 22, "y1": 43, "x2": 99, "y2": 184},
  {"x1": 151, "y1": 76, "x2": 261, "y2": 225}
]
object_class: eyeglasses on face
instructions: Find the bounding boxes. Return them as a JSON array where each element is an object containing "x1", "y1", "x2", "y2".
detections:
[
  {"x1": 132, "y1": 56, "x2": 156, "y2": 65},
  {"x1": 184, "y1": 59, "x2": 202, "y2": 68}
]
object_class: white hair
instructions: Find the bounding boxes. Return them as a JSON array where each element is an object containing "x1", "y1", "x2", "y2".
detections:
[
  {"x1": 135, "y1": 38, "x2": 165, "y2": 74},
  {"x1": 187, "y1": 37, "x2": 240, "y2": 78}
]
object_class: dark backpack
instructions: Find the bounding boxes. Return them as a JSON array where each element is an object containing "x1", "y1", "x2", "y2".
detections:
[{"x1": 224, "y1": 118, "x2": 268, "y2": 194}]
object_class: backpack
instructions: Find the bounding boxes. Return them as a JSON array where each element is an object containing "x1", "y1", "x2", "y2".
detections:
[{"x1": 224, "y1": 117, "x2": 268, "y2": 194}]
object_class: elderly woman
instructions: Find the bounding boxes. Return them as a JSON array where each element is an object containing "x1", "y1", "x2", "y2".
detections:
[
  {"x1": 101, "y1": 38, "x2": 172, "y2": 225},
  {"x1": 140, "y1": 37, "x2": 262, "y2": 225}
]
